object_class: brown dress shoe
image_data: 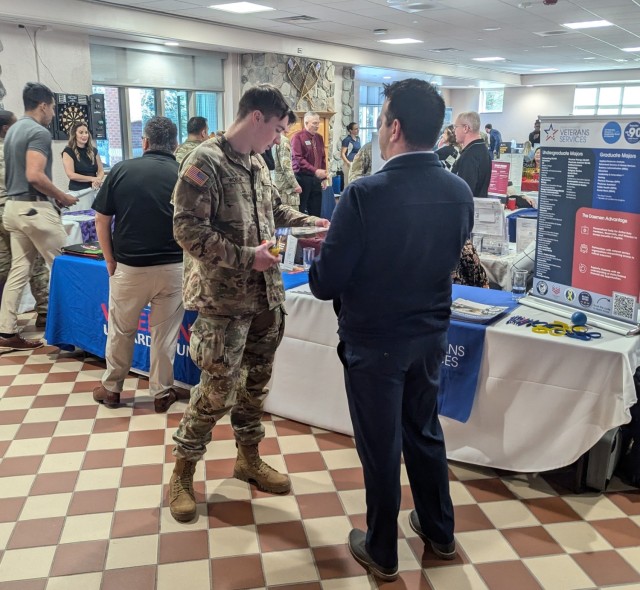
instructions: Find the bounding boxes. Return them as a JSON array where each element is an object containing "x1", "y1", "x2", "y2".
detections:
[
  {"x1": 93, "y1": 385, "x2": 120, "y2": 408},
  {"x1": 0, "y1": 334, "x2": 44, "y2": 352},
  {"x1": 154, "y1": 389, "x2": 177, "y2": 413}
]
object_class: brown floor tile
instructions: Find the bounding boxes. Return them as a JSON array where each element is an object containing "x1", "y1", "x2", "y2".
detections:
[
  {"x1": 315, "y1": 432, "x2": 355, "y2": 451},
  {"x1": 0, "y1": 410, "x2": 27, "y2": 425},
  {"x1": 205, "y1": 458, "x2": 237, "y2": 481},
  {"x1": 111, "y1": 508, "x2": 160, "y2": 538},
  {"x1": 15, "y1": 422, "x2": 57, "y2": 440},
  {"x1": 608, "y1": 491, "x2": 640, "y2": 516},
  {"x1": 0, "y1": 375, "x2": 15, "y2": 385},
  {"x1": 7, "y1": 517, "x2": 65, "y2": 549},
  {"x1": 0, "y1": 441, "x2": 10, "y2": 458},
  {"x1": 208, "y1": 500, "x2": 255, "y2": 528},
  {"x1": 476, "y1": 560, "x2": 543, "y2": 590},
  {"x1": 101, "y1": 565, "x2": 157, "y2": 590},
  {"x1": 3, "y1": 384, "x2": 41, "y2": 398},
  {"x1": 210, "y1": 555, "x2": 265, "y2": 590},
  {"x1": 166, "y1": 411, "x2": 183, "y2": 429},
  {"x1": 298, "y1": 492, "x2": 346, "y2": 519},
  {"x1": 127, "y1": 429, "x2": 165, "y2": 447},
  {"x1": 30, "y1": 472, "x2": 78, "y2": 496},
  {"x1": 49, "y1": 539, "x2": 108, "y2": 576},
  {"x1": 71, "y1": 380, "x2": 102, "y2": 394},
  {"x1": 45, "y1": 372, "x2": 79, "y2": 383},
  {"x1": 0, "y1": 581, "x2": 47, "y2": 590},
  {"x1": 211, "y1": 423, "x2": 234, "y2": 441},
  {"x1": 0, "y1": 497, "x2": 25, "y2": 522},
  {"x1": 93, "y1": 417, "x2": 131, "y2": 434},
  {"x1": 81, "y1": 359, "x2": 106, "y2": 370},
  {"x1": 285, "y1": 452, "x2": 327, "y2": 473},
  {"x1": 313, "y1": 543, "x2": 370, "y2": 579},
  {"x1": 257, "y1": 520, "x2": 309, "y2": 552},
  {"x1": 330, "y1": 467, "x2": 365, "y2": 491},
  {"x1": 260, "y1": 436, "x2": 282, "y2": 456},
  {"x1": 269, "y1": 584, "x2": 322, "y2": 590},
  {"x1": 464, "y1": 478, "x2": 518, "y2": 503},
  {"x1": 349, "y1": 514, "x2": 368, "y2": 531},
  {"x1": 523, "y1": 497, "x2": 582, "y2": 524},
  {"x1": 67, "y1": 488, "x2": 118, "y2": 515},
  {"x1": 60, "y1": 405, "x2": 98, "y2": 420},
  {"x1": 31, "y1": 394, "x2": 70, "y2": 408},
  {"x1": 158, "y1": 530, "x2": 209, "y2": 563},
  {"x1": 383, "y1": 571, "x2": 434, "y2": 589},
  {"x1": 131, "y1": 401, "x2": 156, "y2": 416},
  {"x1": 121, "y1": 464, "x2": 163, "y2": 487},
  {"x1": 572, "y1": 550, "x2": 640, "y2": 586},
  {"x1": 82, "y1": 449, "x2": 125, "y2": 470},
  {"x1": 48, "y1": 434, "x2": 90, "y2": 454},
  {"x1": 399, "y1": 485, "x2": 415, "y2": 511},
  {"x1": 505, "y1": 526, "x2": 566, "y2": 559},
  {"x1": 0, "y1": 455, "x2": 42, "y2": 477},
  {"x1": 274, "y1": 419, "x2": 314, "y2": 436},
  {"x1": 408, "y1": 536, "x2": 470, "y2": 568},
  {"x1": 591, "y1": 518, "x2": 640, "y2": 548},
  {"x1": 453, "y1": 504, "x2": 495, "y2": 532},
  {"x1": 164, "y1": 444, "x2": 175, "y2": 463},
  {"x1": 19, "y1": 363, "x2": 53, "y2": 374}
]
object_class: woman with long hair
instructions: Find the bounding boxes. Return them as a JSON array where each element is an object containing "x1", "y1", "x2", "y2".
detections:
[{"x1": 61, "y1": 121, "x2": 104, "y2": 191}]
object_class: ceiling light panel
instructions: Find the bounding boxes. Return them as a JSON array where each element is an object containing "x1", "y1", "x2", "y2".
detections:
[{"x1": 209, "y1": 2, "x2": 275, "y2": 14}]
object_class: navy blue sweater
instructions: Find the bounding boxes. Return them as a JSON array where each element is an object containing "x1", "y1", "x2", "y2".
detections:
[{"x1": 309, "y1": 152, "x2": 473, "y2": 344}]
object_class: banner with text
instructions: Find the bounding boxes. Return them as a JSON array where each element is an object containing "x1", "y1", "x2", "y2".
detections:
[{"x1": 532, "y1": 116, "x2": 640, "y2": 326}]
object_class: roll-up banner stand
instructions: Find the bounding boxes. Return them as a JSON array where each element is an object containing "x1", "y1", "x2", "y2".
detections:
[{"x1": 520, "y1": 115, "x2": 640, "y2": 335}]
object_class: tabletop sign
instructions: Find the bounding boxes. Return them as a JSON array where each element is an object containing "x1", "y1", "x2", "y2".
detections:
[
  {"x1": 488, "y1": 160, "x2": 510, "y2": 197},
  {"x1": 527, "y1": 115, "x2": 640, "y2": 333},
  {"x1": 282, "y1": 235, "x2": 298, "y2": 270}
]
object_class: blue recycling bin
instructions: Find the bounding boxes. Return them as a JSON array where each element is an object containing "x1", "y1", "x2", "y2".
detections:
[{"x1": 332, "y1": 176, "x2": 342, "y2": 195}]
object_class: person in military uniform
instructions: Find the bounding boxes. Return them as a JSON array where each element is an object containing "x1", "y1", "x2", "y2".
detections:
[
  {"x1": 274, "y1": 111, "x2": 302, "y2": 209},
  {"x1": 0, "y1": 110, "x2": 49, "y2": 327},
  {"x1": 348, "y1": 141, "x2": 372, "y2": 183},
  {"x1": 174, "y1": 116, "x2": 208, "y2": 164},
  {"x1": 169, "y1": 84, "x2": 330, "y2": 523}
]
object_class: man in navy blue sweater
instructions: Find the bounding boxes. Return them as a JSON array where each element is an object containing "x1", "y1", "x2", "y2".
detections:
[{"x1": 309, "y1": 79, "x2": 473, "y2": 581}]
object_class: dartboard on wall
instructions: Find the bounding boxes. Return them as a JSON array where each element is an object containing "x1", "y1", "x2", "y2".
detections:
[{"x1": 52, "y1": 93, "x2": 90, "y2": 140}]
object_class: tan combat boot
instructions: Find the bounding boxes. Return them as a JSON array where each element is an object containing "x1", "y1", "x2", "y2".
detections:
[
  {"x1": 169, "y1": 458, "x2": 197, "y2": 522},
  {"x1": 233, "y1": 444, "x2": 291, "y2": 494}
]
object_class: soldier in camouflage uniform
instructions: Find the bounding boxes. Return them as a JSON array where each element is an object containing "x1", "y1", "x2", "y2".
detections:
[
  {"x1": 169, "y1": 84, "x2": 330, "y2": 522},
  {"x1": 174, "y1": 116, "x2": 208, "y2": 165},
  {"x1": 0, "y1": 110, "x2": 48, "y2": 327},
  {"x1": 348, "y1": 141, "x2": 372, "y2": 183},
  {"x1": 273, "y1": 112, "x2": 302, "y2": 209}
]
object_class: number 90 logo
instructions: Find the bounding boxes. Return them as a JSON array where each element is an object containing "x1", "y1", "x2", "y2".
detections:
[{"x1": 624, "y1": 122, "x2": 640, "y2": 144}]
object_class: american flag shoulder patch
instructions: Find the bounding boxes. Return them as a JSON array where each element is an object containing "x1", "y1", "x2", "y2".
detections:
[{"x1": 184, "y1": 165, "x2": 209, "y2": 187}]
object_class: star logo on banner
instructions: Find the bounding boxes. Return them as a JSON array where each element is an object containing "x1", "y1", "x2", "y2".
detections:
[{"x1": 544, "y1": 123, "x2": 558, "y2": 141}]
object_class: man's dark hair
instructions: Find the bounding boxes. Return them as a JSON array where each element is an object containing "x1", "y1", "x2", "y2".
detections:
[
  {"x1": 0, "y1": 110, "x2": 14, "y2": 129},
  {"x1": 381, "y1": 79, "x2": 444, "y2": 150},
  {"x1": 237, "y1": 84, "x2": 289, "y2": 122},
  {"x1": 143, "y1": 116, "x2": 178, "y2": 154},
  {"x1": 23, "y1": 82, "x2": 55, "y2": 111},
  {"x1": 287, "y1": 110, "x2": 297, "y2": 126},
  {"x1": 485, "y1": 123, "x2": 493, "y2": 130},
  {"x1": 187, "y1": 116, "x2": 208, "y2": 135}
]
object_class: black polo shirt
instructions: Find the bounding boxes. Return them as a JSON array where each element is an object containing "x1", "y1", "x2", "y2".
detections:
[
  {"x1": 93, "y1": 150, "x2": 182, "y2": 267},
  {"x1": 451, "y1": 139, "x2": 492, "y2": 199}
]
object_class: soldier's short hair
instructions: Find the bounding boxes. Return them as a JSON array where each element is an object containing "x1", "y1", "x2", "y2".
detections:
[
  {"x1": 0, "y1": 110, "x2": 15, "y2": 129},
  {"x1": 143, "y1": 116, "x2": 178, "y2": 154},
  {"x1": 187, "y1": 116, "x2": 208, "y2": 135},
  {"x1": 456, "y1": 111, "x2": 481, "y2": 133},
  {"x1": 287, "y1": 110, "x2": 297, "y2": 126},
  {"x1": 237, "y1": 84, "x2": 289, "y2": 122},
  {"x1": 23, "y1": 82, "x2": 55, "y2": 111},
  {"x1": 381, "y1": 79, "x2": 444, "y2": 150}
]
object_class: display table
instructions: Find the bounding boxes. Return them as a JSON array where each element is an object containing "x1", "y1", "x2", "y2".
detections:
[
  {"x1": 479, "y1": 242, "x2": 535, "y2": 291},
  {"x1": 45, "y1": 256, "x2": 310, "y2": 385},
  {"x1": 265, "y1": 284, "x2": 639, "y2": 472}
]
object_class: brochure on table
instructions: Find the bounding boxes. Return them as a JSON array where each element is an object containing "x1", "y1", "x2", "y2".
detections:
[
  {"x1": 526, "y1": 115, "x2": 640, "y2": 333},
  {"x1": 472, "y1": 197, "x2": 508, "y2": 255}
]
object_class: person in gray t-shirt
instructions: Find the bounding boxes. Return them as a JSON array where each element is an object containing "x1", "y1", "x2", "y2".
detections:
[{"x1": 0, "y1": 83, "x2": 78, "y2": 352}]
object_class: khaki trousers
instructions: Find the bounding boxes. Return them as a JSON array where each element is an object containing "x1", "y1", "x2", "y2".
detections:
[
  {"x1": 0, "y1": 200, "x2": 66, "y2": 334},
  {"x1": 103, "y1": 261, "x2": 184, "y2": 398}
]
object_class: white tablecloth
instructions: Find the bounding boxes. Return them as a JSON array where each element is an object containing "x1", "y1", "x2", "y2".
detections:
[
  {"x1": 267, "y1": 285, "x2": 639, "y2": 472},
  {"x1": 479, "y1": 242, "x2": 535, "y2": 291}
]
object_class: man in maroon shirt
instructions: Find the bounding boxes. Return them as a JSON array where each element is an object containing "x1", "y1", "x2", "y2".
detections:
[{"x1": 291, "y1": 112, "x2": 327, "y2": 216}]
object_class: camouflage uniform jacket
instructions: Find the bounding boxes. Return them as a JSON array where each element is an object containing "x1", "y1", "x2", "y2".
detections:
[
  {"x1": 348, "y1": 141, "x2": 372, "y2": 182},
  {"x1": 173, "y1": 135, "x2": 319, "y2": 316},
  {"x1": 0, "y1": 138, "x2": 6, "y2": 203},
  {"x1": 273, "y1": 135, "x2": 299, "y2": 207},
  {"x1": 174, "y1": 139, "x2": 203, "y2": 165}
]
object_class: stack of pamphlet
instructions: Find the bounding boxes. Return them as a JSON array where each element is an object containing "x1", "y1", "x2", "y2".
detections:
[
  {"x1": 61, "y1": 241, "x2": 104, "y2": 260},
  {"x1": 451, "y1": 298, "x2": 509, "y2": 324}
]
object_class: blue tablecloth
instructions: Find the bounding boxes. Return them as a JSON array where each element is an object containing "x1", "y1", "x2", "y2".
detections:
[
  {"x1": 45, "y1": 256, "x2": 310, "y2": 386},
  {"x1": 439, "y1": 285, "x2": 518, "y2": 422}
]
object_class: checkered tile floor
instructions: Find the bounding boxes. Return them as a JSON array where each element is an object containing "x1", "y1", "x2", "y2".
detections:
[{"x1": 0, "y1": 314, "x2": 639, "y2": 589}]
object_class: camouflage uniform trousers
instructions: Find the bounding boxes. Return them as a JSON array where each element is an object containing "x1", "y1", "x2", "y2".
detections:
[
  {"x1": 173, "y1": 306, "x2": 285, "y2": 462},
  {"x1": 0, "y1": 202, "x2": 49, "y2": 315}
]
